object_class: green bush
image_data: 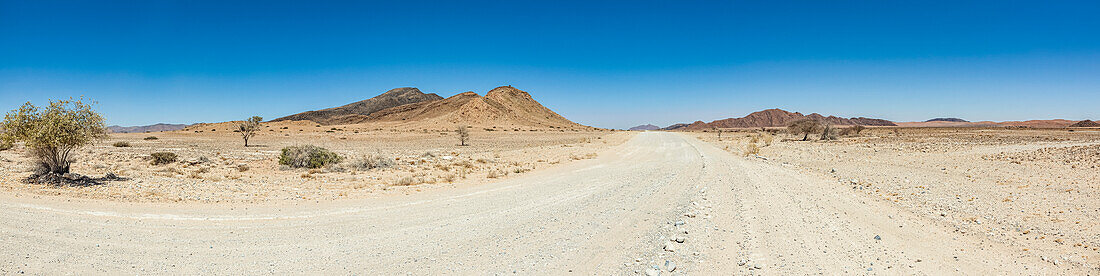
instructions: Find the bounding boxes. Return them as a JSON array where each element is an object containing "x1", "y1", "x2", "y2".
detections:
[
  {"x1": 112, "y1": 141, "x2": 131, "y2": 147},
  {"x1": 1, "y1": 98, "x2": 107, "y2": 174},
  {"x1": 150, "y1": 152, "x2": 178, "y2": 165},
  {"x1": 0, "y1": 140, "x2": 12, "y2": 151},
  {"x1": 279, "y1": 145, "x2": 343, "y2": 169}
]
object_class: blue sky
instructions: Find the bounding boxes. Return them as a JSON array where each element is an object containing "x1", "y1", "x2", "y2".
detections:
[{"x1": 2, "y1": 0, "x2": 1098, "y2": 129}]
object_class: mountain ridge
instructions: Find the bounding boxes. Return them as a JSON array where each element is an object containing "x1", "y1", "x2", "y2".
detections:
[
  {"x1": 272, "y1": 87, "x2": 443, "y2": 125},
  {"x1": 665, "y1": 108, "x2": 896, "y2": 130}
]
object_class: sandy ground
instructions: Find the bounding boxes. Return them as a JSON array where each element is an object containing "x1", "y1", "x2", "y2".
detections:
[
  {"x1": 0, "y1": 124, "x2": 629, "y2": 202},
  {"x1": 2, "y1": 131, "x2": 1088, "y2": 274},
  {"x1": 692, "y1": 127, "x2": 1100, "y2": 273}
]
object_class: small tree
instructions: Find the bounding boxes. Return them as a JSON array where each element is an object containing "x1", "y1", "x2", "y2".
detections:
[
  {"x1": 0, "y1": 98, "x2": 107, "y2": 175},
  {"x1": 786, "y1": 119, "x2": 823, "y2": 141},
  {"x1": 456, "y1": 125, "x2": 470, "y2": 146},
  {"x1": 820, "y1": 122, "x2": 837, "y2": 141},
  {"x1": 239, "y1": 116, "x2": 262, "y2": 147}
]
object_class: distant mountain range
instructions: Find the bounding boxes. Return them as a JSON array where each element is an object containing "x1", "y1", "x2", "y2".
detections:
[
  {"x1": 897, "y1": 119, "x2": 1084, "y2": 128},
  {"x1": 663, "y1": 108, "x2": 896, "y2": 130},
  {"x1": 108, "y1": 123, "x2": 190, "y2": 133},
  {"x1": 628, "y1": 124, "x2": 660, "y2": 131}
]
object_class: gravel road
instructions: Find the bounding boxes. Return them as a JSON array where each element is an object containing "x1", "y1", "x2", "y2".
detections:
[{"x1": 0, "y1": 132, "x2": 1065, "y2": 274}]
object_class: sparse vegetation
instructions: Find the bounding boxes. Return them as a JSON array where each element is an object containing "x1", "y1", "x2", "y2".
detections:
[
  {"x1": 278, "y1": 145, "x2": 343, "y2": 169},
  {"x1": 144, "y1": 136, "x2": 158, "y2": 141},
  {"x1": 786, "y1": 119, "x2": 824, "y2": 141},
  {"x1": 0, "y1": 140, "x2": 12, "y2": 151},
  {"x1": 0, "y1": 98, "x2": 107, "y2": 175},
  {"x1": 761, "y1": 132, "x2": 774, "y2": 146},
  {"x1": 743, "y1": 143, "x2": 760, "y2": 157},
  {"x1": 238, "y1": 116, "x2": 262, "y2": 147},
  {"x1": 839, "y1": 125, "x2": 867, "y2": 136},
  {"x1": 820, "y1": 122, "x2": 837, "y2": 141},
  {"x1": 150, "y1": 152, "x2": 178, "y2": 165},
  {"x1": 344, "y1": 154, "x2": 395, "y2": 170},
  {"x1": 394, "y1": 176, "x2": 417, "y2": 186},
  {"x1": 456, "y1": 125, "x2": 470, "y2": 146},
  {"x1": 112, "y1": 141, "x2": 131, "y2": 147}
]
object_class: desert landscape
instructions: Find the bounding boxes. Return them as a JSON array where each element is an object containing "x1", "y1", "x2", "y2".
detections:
[
  {"x1": 3, "y1": 1, "x2": 1099, "y2": 274},
  {"x1": 3, "y1": 85, "x2": 1099, "y2": 274}
]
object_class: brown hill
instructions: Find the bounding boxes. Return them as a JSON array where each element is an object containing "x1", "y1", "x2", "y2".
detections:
[
  {"x1": 677, "y1": 109, "x2": 896, "y2": 130},
  {"x1": 359, "y1": 86, "x2": 588, "y2": 129},
  {"x1": 272, "y1": 87, "x2": 443, "y2": 125},
  {"x1": 1068, "y1": 120, "x2": 1100, "y2": 127}
]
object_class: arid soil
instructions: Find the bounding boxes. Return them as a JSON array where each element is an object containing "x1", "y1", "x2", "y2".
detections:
[
  {"x1": 0, "y1": 123, "x2": 628, "y2": 202},
  {"x1": 692, "y1": 127, "x2": 1100, "y2": 272},
  {"x1": 1, "y1": 131, "x2": 1088, "y2": 274}
]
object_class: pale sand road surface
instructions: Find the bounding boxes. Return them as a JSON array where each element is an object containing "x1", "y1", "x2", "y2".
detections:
[{"x1": 0, "y1": 132, "x2": 1067, "y2": 274}]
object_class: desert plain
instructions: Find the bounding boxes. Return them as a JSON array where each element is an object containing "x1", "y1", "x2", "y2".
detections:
[{"x1": 2, "y1": 119, "x2": 1098, "y2": 274}]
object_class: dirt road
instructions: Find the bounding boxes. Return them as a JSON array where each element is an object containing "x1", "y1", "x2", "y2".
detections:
[{"x1": 0, "y1": 132, "x2": 1070, "y2": 274}]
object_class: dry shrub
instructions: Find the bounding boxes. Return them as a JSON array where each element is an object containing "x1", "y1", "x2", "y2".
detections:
[
  {"x1": 570, "y1": 153, "x2": 598, "y2": 160},
  {"x1": 278, "y1": 145, "x2": 343, "y2": 169},
  {"x1": 143, "y1": 136, "x2": 158, "y2": 141},
  {"x1": 112, "y1": 141, "x2": 131, "y2": 147},
  {"x1": 236, "y1": 164, "x2": 250, "y2": 172},
  {"x1": 345, "y1": 154, "x2": 395, "y2": 171},
  {"x1": 839, "y1": 125, "x2": 867, "y2": 136},
  {"x1": 743, "y1": 143, "x2": 760, "y2": 157},
  {"x1": 455, "y1": 160, "x2": 475, "y2": 169},
  {"x1": 150, "y1": 152, "x2": 178, "y2": 165},
  {"x1": 0, "y1": 140, "x2": 12, "y2": 151},
  {"x1": 394, "y1": 176, "x2": 416, "y2": 186}
]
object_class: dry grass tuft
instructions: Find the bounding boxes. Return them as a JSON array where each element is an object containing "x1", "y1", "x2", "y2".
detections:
[{"x1": 150, "y1": 152, "x2": 178, "y2": 165}]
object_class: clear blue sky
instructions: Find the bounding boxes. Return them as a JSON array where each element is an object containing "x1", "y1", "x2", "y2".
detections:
[{"x1": 2, "y1": 0, "x2": 1098, "y2": 129}]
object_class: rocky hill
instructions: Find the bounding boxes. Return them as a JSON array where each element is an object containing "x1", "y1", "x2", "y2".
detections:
[
  {"x1": 108, "y1": 123, "x2": 190, "y2": 133},
  {"x1": 669, "y1": 109, "x2": 895, "y2": 130},
  {"x1": 272, "y1": 87, "x2": 443, "y2": 125},
  {"x1": 628, "y1": 124, "x2": 660, "y2": 131},
  {"x1": 661, "y1": 123, "x2": 690, "y2": 130},
  {"x1": 359, "y1": 86, "x2": 588, "y2": 130},
  {"x1": 926, "y1": 118, "x2": 969, "y2": 122},
  {"x1": 1068, "y1": 120, "x2": 1100, "y2": 127}
]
